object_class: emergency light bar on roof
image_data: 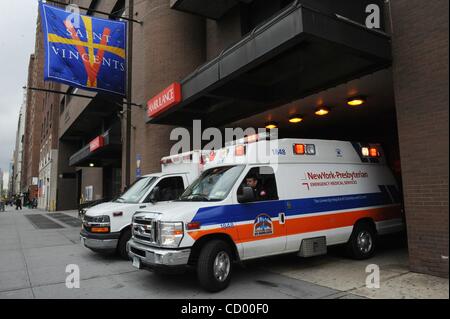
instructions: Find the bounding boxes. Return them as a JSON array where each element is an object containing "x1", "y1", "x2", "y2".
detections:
[
  {"x1": 201, "y1": 138, "x2": 387, "y2": 169},
  {"x1": 361, "y1": 146, "x2": 380, "y2": 158},
  {"x1": 160, "y1": 150, "x2": 206, "y2": 165},
  {"x1": 293, "y1": 143, "x2": 316, "y2": 155},
  {"x1": 225, "y1": 131, "x2": 278, "y2": 147}
]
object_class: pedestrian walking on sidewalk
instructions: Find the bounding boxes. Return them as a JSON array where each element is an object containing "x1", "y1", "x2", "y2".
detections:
[
  {"x1": 15, "y1": 197, "x2": 22, "y2": 210},
  {"x1": 32, "y1": 198, "x2": 38, "y2": 209}
]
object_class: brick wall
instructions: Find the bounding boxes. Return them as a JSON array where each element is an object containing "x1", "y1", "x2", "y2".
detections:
[
  {"x1": 56, "y1": 141, "x2": 79, "y2": 211},
  {"x1": 23, "y1": 12, "x2": 45, "y2": 199},
  {"x1": 390, "y1": 0, "x2": 449, "y2": 277},
  {"x1": 126, "y1": 0, "x2": 205, "y2": 183},
  {"x1": 22, "y1": 54, "x2": 35, "y2": 192}
]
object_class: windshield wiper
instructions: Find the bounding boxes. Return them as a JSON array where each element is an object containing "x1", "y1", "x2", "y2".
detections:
[{"x1": 115, "y1": 197, "x2": 125, "y2": 203}]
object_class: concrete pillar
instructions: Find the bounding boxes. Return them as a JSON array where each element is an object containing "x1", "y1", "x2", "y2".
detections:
[{"x1": 56, "y1": 141, "x2": 78, "y2": 211}]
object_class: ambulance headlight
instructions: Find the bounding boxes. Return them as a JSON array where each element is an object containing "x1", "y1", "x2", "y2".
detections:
[
  {"x1": 158, "y1": 222, "x2": 184, "y2": 248},
  {"x1": 84, "y1": 215, "x2": 110, "y2": 226}
]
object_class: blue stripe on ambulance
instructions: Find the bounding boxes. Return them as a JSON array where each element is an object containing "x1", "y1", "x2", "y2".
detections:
[{"x1": 191, "y1": 192, "x2": 398, "y2": 227}]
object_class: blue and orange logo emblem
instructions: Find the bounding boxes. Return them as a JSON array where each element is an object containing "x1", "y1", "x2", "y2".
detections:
[{"x1": 254, "y1": 214, "x2": 273, "y2": 236}]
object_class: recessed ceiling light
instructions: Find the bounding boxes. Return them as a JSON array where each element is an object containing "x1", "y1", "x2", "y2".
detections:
[
  {"x1": 315, "y1": 106, "x2": 330, "y2": 116},
  {"x1": 347, "y1": 96, "x2": 366, "y2": 107},
  {"x1": 265, "y1": 121, "x2": 278, "y2": 129},
  {"x1": 289, "y1": 115, "x2": 304, "y2": 123}
]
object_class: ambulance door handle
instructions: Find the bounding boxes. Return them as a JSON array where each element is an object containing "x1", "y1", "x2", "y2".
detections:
[{"x1": 279, "y1": 213, "x2": 285, "y2": 225}]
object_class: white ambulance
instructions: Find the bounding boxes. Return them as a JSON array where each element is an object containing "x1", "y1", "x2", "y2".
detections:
[
  {"x1": 80, "y1": 150, "x2": 205, "y2": 259},
  {"x1": 127, "y1": 135, "x2": 404, "y2": 292}
]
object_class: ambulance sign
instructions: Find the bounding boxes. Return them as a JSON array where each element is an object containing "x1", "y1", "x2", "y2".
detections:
[
  {"x1": 147, "y1": 82, "x2": 182, "y2": 119},
  {"x1": 89, "y1": 136, "x2": 104, "y2": 152},
  {"x1": 304, "y1": 170, "x2": 369, "y2": 188}
]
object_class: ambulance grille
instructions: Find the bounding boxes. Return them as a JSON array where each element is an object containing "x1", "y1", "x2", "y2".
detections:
[{"x1": 132, "y1": 216, "x2": 158, "y2": 245}]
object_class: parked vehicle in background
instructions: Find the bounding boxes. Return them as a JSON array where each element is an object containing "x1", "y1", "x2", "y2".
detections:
[
  {"x1": 80, "y1": 150, "x2": 206, "y2": 259},
  {"x1": 128, "y1": 135, "x2": 404, "y2": 292}
]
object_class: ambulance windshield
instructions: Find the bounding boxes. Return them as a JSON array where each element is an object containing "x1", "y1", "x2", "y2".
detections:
[
  {"x1": 179, "y1": 165, "x2": 244, "y2": 202},
  {"x1": 115, "y1": 176, "x2": 157, "y2": 204}
]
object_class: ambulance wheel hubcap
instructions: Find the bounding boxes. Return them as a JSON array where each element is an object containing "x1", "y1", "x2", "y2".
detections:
[
  {"x1": 213, "y1": 252, "x2": 230, "y2": 282},
  {"x1": 357, "y1": 231, "x2": 373, "y2": 254}
]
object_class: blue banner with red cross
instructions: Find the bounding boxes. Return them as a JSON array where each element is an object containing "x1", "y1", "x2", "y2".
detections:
[{"x1": 40, "y1": 2, "x2": 127, "y2": 96}]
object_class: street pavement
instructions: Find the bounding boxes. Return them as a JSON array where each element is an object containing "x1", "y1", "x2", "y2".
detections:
[{"x1": 0, "y1": 207, "x2": 448, "y2": 299}]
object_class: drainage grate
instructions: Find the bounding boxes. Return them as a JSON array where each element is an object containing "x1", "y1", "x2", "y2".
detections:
[
  {"x1": 25, "y1": 214, "x2": 64, "y2": 229},
  {"x1": 47, "y1": 213, "x2": 81, "y2": 227}
]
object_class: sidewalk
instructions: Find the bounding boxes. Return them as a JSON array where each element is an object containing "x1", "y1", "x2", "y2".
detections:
[
  {"x1": 0, "y1": 207, "x2": 448, "y2": 299},
  {"x1": 255, "y1": 238, "x2": 449, "y2": 299}
]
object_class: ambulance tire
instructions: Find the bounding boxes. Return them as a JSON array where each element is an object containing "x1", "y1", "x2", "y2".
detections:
[
  {"x1": 117, "y1": 228, "x2": 132, "y2": 260},
  {"x1": 197, "y1": 240, "x2": 233, "y2": 292},
  {"x1": 347, "y1": 221, "x2": 377, "y2": 260}
]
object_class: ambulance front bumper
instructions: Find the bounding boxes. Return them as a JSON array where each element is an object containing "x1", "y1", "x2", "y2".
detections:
[
  {"x1": 127, "y1": 239, "x2": 191, "y2": 270},
  {"x1": 80, "y1": 229, "x2": 119, "y2": 252}
]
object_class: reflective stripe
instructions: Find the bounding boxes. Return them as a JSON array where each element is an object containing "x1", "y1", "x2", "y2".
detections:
[
  {"x1": 191, "y1": 192, "x2": 398, "y2": 226},
  {"x1": 188, "y1": 205, "x2": 402, "y2": 243}
]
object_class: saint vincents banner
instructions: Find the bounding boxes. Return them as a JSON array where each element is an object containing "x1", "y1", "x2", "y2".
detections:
[{"x1": 40, "y1": 2, "x2": 127, "y2": 95}]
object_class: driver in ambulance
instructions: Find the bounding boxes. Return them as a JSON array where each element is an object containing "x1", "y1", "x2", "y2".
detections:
[{"x1": 245, "y1": 172, "x2": 269, "y2": 201}]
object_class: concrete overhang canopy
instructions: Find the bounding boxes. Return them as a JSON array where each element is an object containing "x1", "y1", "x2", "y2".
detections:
[
  {"x1": 60, "y1": 93, "x2": 122, "y2": 142},
  {"x1": 69, "y1": 128, "x2": 121, "y2": 168},
  {"x1": 149, "y1": 3, "x2": 392, "y2": 127},
  {"x1": 170, "y1": 0, "x2": 253, "y2": 20}
]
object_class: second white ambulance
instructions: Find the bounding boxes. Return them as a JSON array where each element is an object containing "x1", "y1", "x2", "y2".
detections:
[
  {"x1": 80, "y1": 151, "x2": 205, "y2": 258},
  {"x1": 127, "y1": 135, "x2": 404, "y2": 291}
]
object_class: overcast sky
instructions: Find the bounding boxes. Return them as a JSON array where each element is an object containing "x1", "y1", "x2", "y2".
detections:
[{"x1": 0, "y1": 1, "x2": 38, "y2": 174}]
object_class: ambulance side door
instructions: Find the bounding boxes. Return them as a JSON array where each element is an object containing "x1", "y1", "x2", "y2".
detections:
[{"x1": 234, "y1": 166, "x2": 287, "y2": 259}]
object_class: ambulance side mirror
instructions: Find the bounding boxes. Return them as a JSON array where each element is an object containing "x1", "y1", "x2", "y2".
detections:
[{"x1": 238, "y1": 186, "x2": 255, "y2": 203}]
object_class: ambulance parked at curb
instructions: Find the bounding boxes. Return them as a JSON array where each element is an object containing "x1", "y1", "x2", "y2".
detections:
[
  {"x1": 80, "y1": 151, "x2": 205, "y2": 259},
  {"x1": 127, "y1": 135, "x2": 404, "y2": 292}
]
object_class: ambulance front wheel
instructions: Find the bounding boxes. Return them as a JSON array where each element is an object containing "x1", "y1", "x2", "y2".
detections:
[
  {"x1": 197, "y1": 240, "x2": 233, "y2": 292},
  {"x1": 347, "y1": 221, "x2": 377, "y2": 260},
  {"x1": 117, "y1": 228, "x2": 132, "y2": 260}
]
